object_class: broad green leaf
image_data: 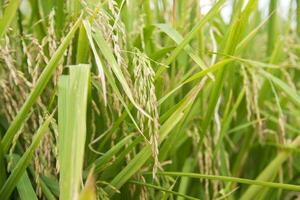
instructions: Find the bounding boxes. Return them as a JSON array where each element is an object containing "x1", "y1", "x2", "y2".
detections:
[{"x1": 58, "y1": 65, "x2": 90, "y2": 200}]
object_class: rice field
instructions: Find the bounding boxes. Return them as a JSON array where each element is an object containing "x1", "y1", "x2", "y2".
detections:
[{"x1": 0, "y1": 0, "x2": 300, "y2": 199}]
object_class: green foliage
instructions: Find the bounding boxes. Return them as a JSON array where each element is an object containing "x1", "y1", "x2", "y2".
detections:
[
  {"x1": 0, "y1": 0, "x2": 300, "y2": 199},
  {"x1": 58, "y1": 65, "x2": 90, "y2": 200}
]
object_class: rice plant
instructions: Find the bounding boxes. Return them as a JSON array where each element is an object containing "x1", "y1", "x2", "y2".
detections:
[{"x1": 0, "y1": 0, "x2": 300, "y2": 199}]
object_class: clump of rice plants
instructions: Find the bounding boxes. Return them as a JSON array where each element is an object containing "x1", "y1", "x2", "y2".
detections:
[{"x1": 0, "y1": 0, "x2": 300, "y2": 199}]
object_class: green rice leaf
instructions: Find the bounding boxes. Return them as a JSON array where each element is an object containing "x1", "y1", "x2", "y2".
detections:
[
  {"x1": 83, "y1": 20, "x2": 107, "y2": 105},
  {"x1": 0, "y1": 114, "x2": 52, "y2": 200},
  {"x1": 155, "y1": 171, "x2": 300, "y2": 192},
  {"x1": 92, "y1": 26, "x2": 152, "y2": 120},
  {"x1": 260, "y1": 70, "x2": 300, "y2": 108},
  {"x1": 8, "y1": 155, "x2": 38, "y2": 200},
  {"x1": 17, "y1": 172, "x2": 38, "y2": 200},
  {"x1": 154, "y1": 23, "x2": 214, "y2": 80},
  {"x1": 58, "y1": 65, "x2": 90, "y2": 200},
  {"x1": 105, "y1": 82, "x2": 204, "y2": 196},
  {"x1": 129, "y1": 180, "x2": 200, "y2": 200},
  {"x1": 0, "y1": 0, "x2": 20, "y2": 39},
  {"x1": 241, "y1": 135, "x2": 300, "y2": 200},
  {"x1": 1, "y1": 15, "x2": 82, "y2": 154},
  {"x1": 155, "y1": 0, "x2": 226, "y2": 78}
]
